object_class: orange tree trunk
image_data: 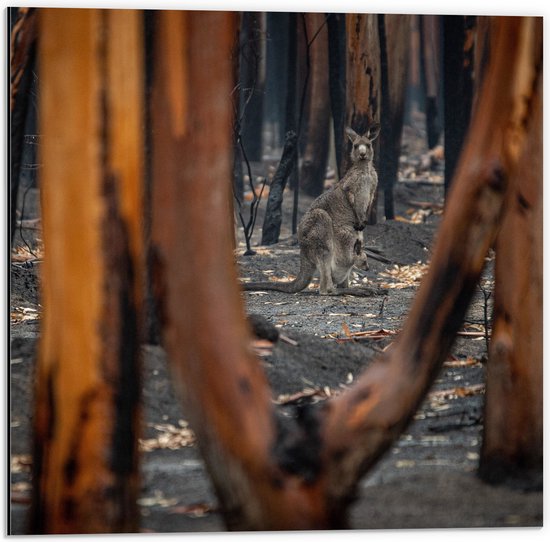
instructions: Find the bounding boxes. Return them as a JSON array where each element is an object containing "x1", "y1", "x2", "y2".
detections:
[
  {"x1": 479, "y1": 18, "x2": 543, "y2": 489},
  {"x1": 343, "y1": 13, "x2": 381, "y2": 222},
  {"x1": 149, "y1": 14, "x2": 540, "y2": 531},
  {"x1": 32, "y1": 9, "x2": 144, "y2": 533}
]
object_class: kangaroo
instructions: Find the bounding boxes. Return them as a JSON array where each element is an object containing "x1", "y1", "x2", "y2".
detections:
[{"x1": 243, "y1": 123, "x2": 380, "y2": 295}]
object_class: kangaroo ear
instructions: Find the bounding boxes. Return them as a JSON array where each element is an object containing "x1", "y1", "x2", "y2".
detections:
[
  {"x1": 345, "y1": 126, "x2": 359, "y2": 142},
  {"x1": 367, "y1": 123, "x2": 381, "y2": 141}
]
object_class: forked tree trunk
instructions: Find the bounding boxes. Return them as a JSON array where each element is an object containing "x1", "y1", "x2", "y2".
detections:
[
  {"x1": 378, "y1": 14, "x2": 410, "y2": 220},
  {"x1": 479, "y1": 19, "x2": 543, "y2": 489},
  {"x1": 322, "y1": 15, "x2": 542, "y2": 519},
  {"x1": 300, "y1": 13, "x2": 330, "y2": 198},
  {"x1": 150, "y1": 12, "x2": 541, "y2": 531},
  {"x1": 344, "y1": 13, "x2": 381, "y2": 223},
  {"x1": 32, "y1": 9, "x2": 144, "y2": 533}
]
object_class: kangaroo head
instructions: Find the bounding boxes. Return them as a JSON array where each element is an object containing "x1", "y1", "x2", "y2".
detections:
[{"x1": 346, "y1": 124, "x2": 380, "y2": 163}]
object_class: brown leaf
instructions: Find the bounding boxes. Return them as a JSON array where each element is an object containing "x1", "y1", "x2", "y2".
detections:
[
  {"x1": 274, "y1": 387, "x2": 332, "y2": 405},
  {"x1": 429, "y1": 384, "x2": 485, "y2": 401},
  {"x1": 341, "y1": 322, "x2": 351, "y2": 338},
  {"x1": 443, "y1": 357, "x2": 481, "y2": 367}
]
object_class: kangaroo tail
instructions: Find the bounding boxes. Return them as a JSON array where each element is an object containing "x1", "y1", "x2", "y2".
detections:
[{"x1": 242, "y1": 254, "x2": 315, "y2": 293}]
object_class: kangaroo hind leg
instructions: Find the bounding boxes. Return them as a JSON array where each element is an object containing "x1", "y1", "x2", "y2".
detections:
[{"x1": 317, "y1": 252, "x2": 336, "y2": 295}]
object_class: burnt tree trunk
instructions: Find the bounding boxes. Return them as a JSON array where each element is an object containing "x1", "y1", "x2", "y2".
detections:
[
  {"x1": 32, "y1": 8, "x2": 144, "y2": 533},
  {"x1": 285, "y1": 13, "x2": 299, "y2": 227},
  {"x1": 143, "y1": 10, "x2": 162, "y2": 345},
  {"x1": 420, "y1": 15, "x2": 442, "y2": 149},
  {"x1": 265, "y1": 12, "x2": 289, "y2": 148},
  {"x1": 261, "y1": 131, "x2": 298, "y2": 245},
  {"x1": 443, "y1": 15, "x2": 475, "y2": 195},
  {"x1": 344, "y1": 13, "x2": 381, "y2": 223},
  {"x1": 378, "y1": 14, "x2": 410, "y2": 220},
  {"x1": 239, "y1": 12, "x2": 265, "y2": 163},
  {"x1": 327, "y1": 12, "x2": 347, "y2": 179},
  {"x1": 9, "y1": 7, "x2": 37, "y2": 246},
  {"x1": 300, "y1": 13, "x2": 330, "y2": 198},
  {"x1": 479, "y1": 18, "x2": 543, "y2": 490}
]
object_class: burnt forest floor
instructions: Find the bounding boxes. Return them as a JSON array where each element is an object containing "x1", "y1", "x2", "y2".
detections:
[{"x1": 9, "y1": 121, "x2": 543, "y2": 533}]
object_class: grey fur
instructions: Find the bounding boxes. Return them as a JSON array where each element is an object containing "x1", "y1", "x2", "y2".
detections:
[{"x1": 243, "y1": 124, "x2": 380, "y2": 295}]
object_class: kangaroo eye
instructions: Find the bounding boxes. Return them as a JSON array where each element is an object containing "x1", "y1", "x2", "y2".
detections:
[{"x1": 353, "y1": 143, "x2": 359, "y2": 149}]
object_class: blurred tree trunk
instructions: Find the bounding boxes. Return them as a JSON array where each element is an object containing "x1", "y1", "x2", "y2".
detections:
[
  {"x1": 32, "y1": 8, "x2": 144, "y2": 533},
  {"x1": 300, "y1": 13, "x2": 330, "y2": 198},
  {"x1": 327, "y1": 12, "x2": 346, "y2": 179},
  {"x1": 150, "y1": 11, "x2": 289, "y2": 530},
  {"x1": 420, "y1": 15, "x2": 442, "y2": 149},
  {"x1": 443, "y1": 15, "x2": 475, "y2": 195},
  {"x1": 479, "y1": 17, "x2": 543, "y2": 490},
  {"x1": 9, "y1": 7, "x2": 37, "y2": 246},
  {"x1": 239, "y1": 12, "x2": 265, "y2": 163},
  {"x1": 344, "y1": 13, "x2": 380, "y2": 223},
  {"x1": 378, "y1": 14, "x2": 410, "y2": 220}
]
